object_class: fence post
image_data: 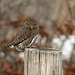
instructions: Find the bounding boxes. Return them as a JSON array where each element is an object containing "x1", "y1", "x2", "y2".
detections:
[{"x1": 24, "y1": 48, "x2": 63, "y2": 75}]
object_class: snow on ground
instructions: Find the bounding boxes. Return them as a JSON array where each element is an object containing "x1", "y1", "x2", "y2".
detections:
[
  {"x1": 18, "y1": 52, "x2": 24, "y2": 60},
  {"x1": 52, "y1": 35, "x2": 75, "y2": 61}
]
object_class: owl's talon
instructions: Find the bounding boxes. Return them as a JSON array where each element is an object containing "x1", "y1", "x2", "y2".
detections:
[{"x1": 29, "y1": 46, "x2": 33, "y2": 48}]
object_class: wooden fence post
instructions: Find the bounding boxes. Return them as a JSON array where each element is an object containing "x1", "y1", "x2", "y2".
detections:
[{"x1": 24, "y1": 48, "x2": 63, "y2": 75}]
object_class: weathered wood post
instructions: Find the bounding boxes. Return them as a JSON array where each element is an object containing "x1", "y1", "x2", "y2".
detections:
[{"x1": 24, "y1": 48, "x2": 63, "y2": 75}]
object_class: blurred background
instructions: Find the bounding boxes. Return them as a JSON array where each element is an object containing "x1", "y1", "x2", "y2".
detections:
[{"x1": 0, "y1": 0, "x2": 75, "y2": 75}]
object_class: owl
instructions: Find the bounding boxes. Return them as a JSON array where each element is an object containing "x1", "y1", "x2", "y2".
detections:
[{"x1": 2, "y1": 18, "x2": 39, "y2": 51}]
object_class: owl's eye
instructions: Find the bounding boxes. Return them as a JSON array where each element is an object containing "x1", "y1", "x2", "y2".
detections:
[{"x1": 27, "y1": 25, "x2": 30, "y2": 27}]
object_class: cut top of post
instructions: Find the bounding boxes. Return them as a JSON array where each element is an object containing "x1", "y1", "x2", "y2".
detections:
[{"x1": 25, "y1": 47, "x2": 61, "y2": 52}]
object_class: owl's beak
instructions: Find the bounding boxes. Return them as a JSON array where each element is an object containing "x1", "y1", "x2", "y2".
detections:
[{"x1": 31, "y1": 26, "x2": 33, "y2": 29}]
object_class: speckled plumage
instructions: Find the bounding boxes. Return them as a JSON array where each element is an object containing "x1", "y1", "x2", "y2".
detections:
[{"x1": 2, "y1": 18, "x2": 39, "y2": 51}]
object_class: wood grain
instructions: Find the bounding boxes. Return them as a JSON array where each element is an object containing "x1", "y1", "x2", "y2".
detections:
[{"x1": 24, "y1": 48, "x2": 62, "y2": 75}]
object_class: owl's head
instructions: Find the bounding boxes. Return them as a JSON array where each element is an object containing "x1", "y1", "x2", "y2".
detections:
[{"x1": 24, "y1": 18, "x2": 39, "y2": 30}]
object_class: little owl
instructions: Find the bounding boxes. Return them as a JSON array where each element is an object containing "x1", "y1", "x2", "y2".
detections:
[{"x1": 2, "y1": 18, "x2": 39, "y2": 51}]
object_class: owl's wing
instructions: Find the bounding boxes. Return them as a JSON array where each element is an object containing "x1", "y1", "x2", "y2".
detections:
[
  {"x1": 12, "y1": 27, "x2": 31, "y2": 46},
  {"x1": 2, "y1": 28, "x2": 31, "y2": 48}
]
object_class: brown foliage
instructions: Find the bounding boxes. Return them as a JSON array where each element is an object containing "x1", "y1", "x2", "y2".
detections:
[
  {"x1": 56, "y1": 23, "x2": 75, "y2": 35},
  {"x1": 64, "y1": 64, "x2": 75, "y2": 75},
  {"x1": 39, "y1": 25, "x2": 49, "y2": 37},
  {"x1": 0, "y1": 59, "x2": 24, "y2": 75}
]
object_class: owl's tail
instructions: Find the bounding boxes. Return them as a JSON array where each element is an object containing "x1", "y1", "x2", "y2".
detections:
[{"x1": 0, "y1": 42, "x2": 14, "y2": 51}]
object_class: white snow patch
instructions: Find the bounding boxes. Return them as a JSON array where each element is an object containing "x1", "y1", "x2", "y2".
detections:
[
  {"x1": 41, "y1": 37, "x2": 47, "y2": 44},
  {"x1": 52, "y1": 37, "x2": 62, "y2": 48},
  {"x1": 52, "y1": 35, "x2": 75, "y2": 61},
  {"x1": 18, "y1": 52, "x2": 24, "y2": 59},
  {"x1": 62, "y1": 39, "x2": 73, "y2": 61}
]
